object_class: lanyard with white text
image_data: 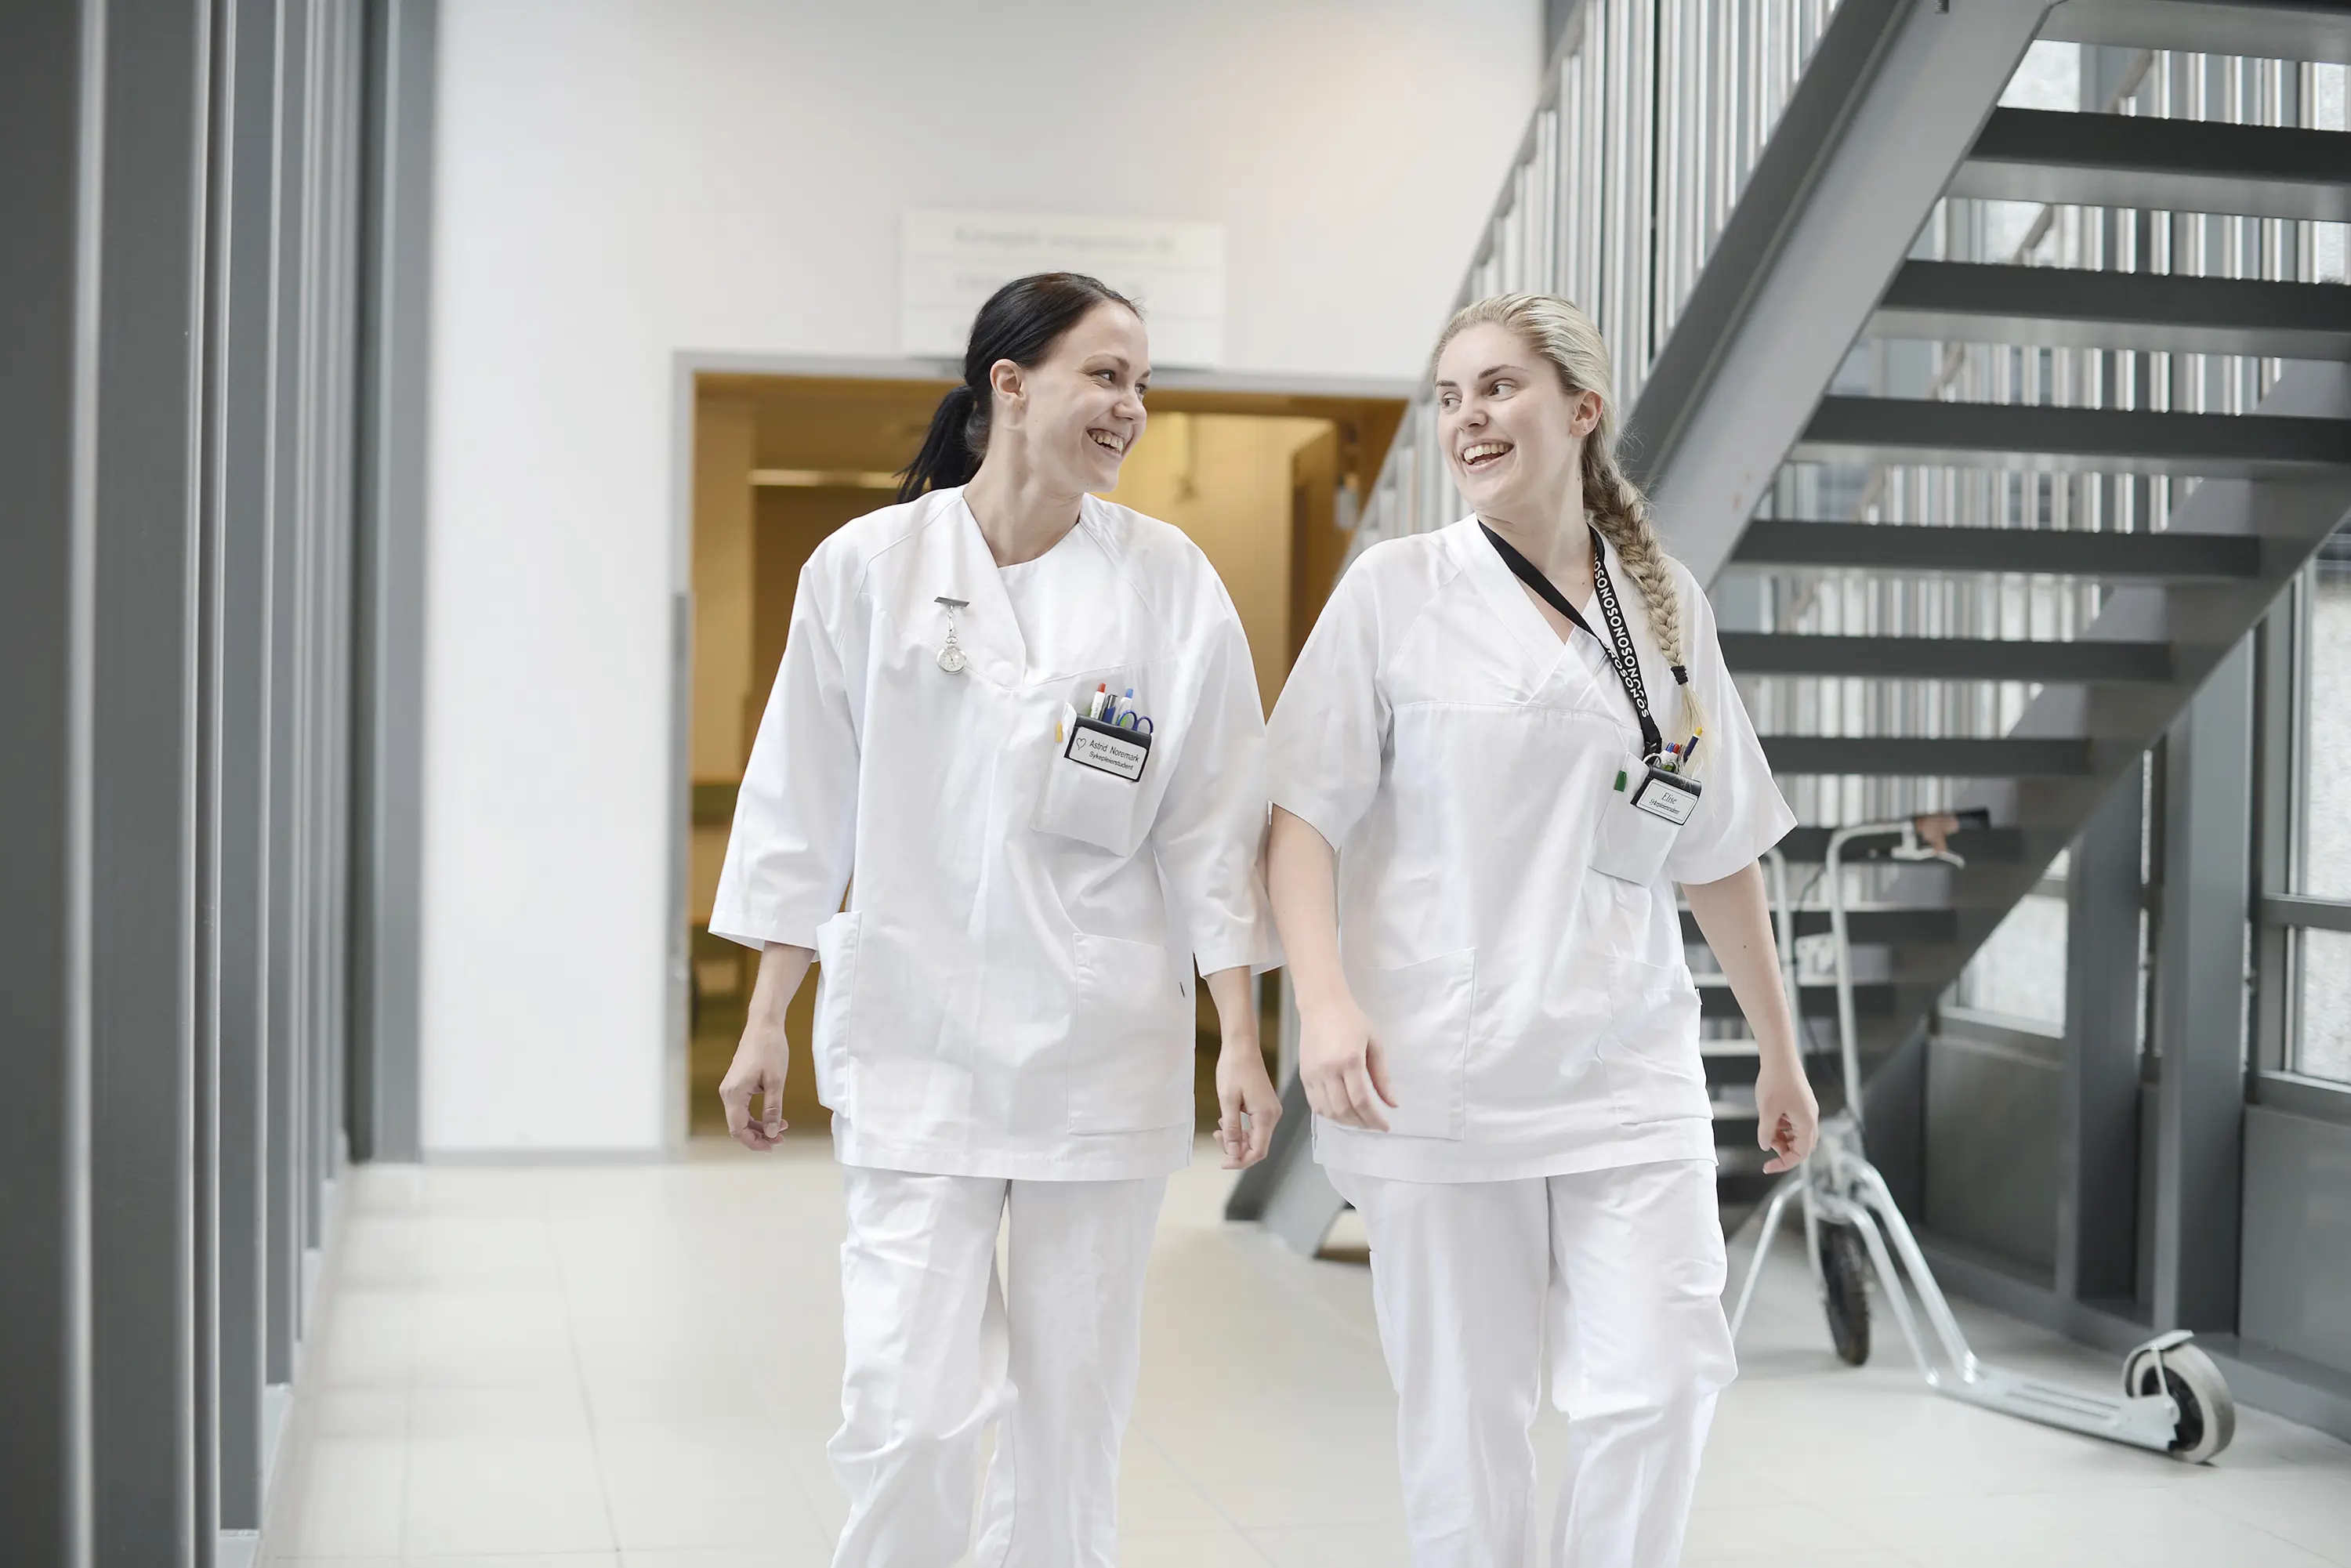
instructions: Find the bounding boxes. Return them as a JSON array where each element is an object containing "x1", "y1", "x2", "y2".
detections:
[{"x1": 1481, "y1": 523, "x2": 1670, "y2": 762}]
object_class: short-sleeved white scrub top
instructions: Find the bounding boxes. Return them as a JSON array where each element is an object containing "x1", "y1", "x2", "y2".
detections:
[
  {"x1": 710, "y1": 487, "x2": 1276, "y2": 1182},
  {"x1": 1267, "y1": 516, "x2": 1795, "y2": 1183}
]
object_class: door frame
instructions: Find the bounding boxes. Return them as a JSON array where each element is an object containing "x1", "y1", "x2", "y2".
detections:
[{"x1": 661, "y1": 350, "x2": 1414, "y2": 1148}]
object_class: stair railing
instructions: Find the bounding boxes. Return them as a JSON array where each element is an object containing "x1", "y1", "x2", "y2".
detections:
[
  {"x1": 1755, "y1": 45, "x2": 2346, "y2": 833},
  {"x1": 1354, "y1": 0, "x2": 1852, "y2": 554}
]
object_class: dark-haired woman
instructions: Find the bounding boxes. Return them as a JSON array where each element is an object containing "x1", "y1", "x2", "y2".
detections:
[{"x1": 711, "y1": 272, "x2": 1281, "y2": 1566}]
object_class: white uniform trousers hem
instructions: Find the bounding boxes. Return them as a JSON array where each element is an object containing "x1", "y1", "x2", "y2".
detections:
[
  {"x1": 1331, "y1": 1158, "x2": 1735, "y2": 1568},
  {"x1": 828, "y1": 1165, "x2": 1165, "y2": 1568}
]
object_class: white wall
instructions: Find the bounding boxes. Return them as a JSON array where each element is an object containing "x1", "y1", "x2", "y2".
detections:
[{"x1": 422, "y1": 0, "x2": 1542, "y2": 1150}]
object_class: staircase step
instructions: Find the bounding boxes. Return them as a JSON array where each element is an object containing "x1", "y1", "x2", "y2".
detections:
[
  {"x1": 1870, "y1": 259, "x2": 2351, "y2": 360},
  {"x1": 1760, "y1": 734, "x2": 2096, "y2": 777},
  {"x1": 2038, "y1": 0, "x2": 2351, "y2": 68},
  {"x1": 1770, "y1": 824, "x2": 2024, "y2": 864},
  {"x1": 1794, "y1": 397, "x2": 2351, "y2": 478},
  {"x1": 1696, "y1": 980, "x2": 1893, "y2": 1021},
  {"x1": 1730, "y1": 519, "x2": 2261, "y2": 579},
  {"x1": 1722, "y1": 631, "x2": 2172, "y2": 683},
  {"x1": 1708, "y1": 1070, "x2": 1863, "y2": 1119},
  {"x1": 1951, "y1": 107, "x2": 2351, "y2": 223},
  {"x1": 1682, "y1": 906, "x2": 1959, "y2": 945}
]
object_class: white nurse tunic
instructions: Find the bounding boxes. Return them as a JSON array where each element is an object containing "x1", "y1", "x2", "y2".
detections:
[
  {"x1": 710, "y1": 487, "x2": 1273, "y2": 1182},
  {"x1": 1267, "y1": 515, "x2": 1794, "y2": 1183}
]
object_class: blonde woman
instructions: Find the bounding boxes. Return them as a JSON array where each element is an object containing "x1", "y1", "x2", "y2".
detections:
[{"x1": 1265, "y1": 294, "x2": 1816, "y2": 1566}]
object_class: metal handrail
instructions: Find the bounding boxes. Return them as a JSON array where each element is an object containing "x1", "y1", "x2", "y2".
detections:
[
  {"x1": 1353, "y1": 0, "x2": 1851, "y2": 555},
  {"x1": 1352, "y1": 20, "x2": 2345, "y2": 849}
]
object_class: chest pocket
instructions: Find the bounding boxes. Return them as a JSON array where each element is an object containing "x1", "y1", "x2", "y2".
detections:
[{"x1": 1033, "y1": 668, "x2": 1161, "y2": 857}]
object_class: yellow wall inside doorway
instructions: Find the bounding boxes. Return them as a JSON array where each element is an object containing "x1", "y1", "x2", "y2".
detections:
[{"x1": 1098, "y1": 412, "x2": 1335, "y2": 716}]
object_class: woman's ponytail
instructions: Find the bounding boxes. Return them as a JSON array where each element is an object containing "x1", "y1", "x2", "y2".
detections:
[
  {"x1": 896, "y1": 382, "x2": 984, "y2": 503},
  {"x1": 893, "y1": 272, "x2": 1139, "y2": 505}
]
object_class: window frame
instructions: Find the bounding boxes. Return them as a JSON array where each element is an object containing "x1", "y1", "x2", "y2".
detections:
[{"x1": 2252, "y1": 567, "x2": 2351, "y2": 1118}]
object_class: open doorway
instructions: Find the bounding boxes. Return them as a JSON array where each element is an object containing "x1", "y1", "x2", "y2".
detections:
[{"x1": 682, "y1": 369, "x2": 1404, "y2": 1139}]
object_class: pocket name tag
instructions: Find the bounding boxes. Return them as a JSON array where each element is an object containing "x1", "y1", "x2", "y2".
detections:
[
  {"x1": 1631, "y1": 765, "x2": 1701, "y2": 825},
  {"x1": 1064, "y1": 716, "x2": 1151, "y2": 782}
]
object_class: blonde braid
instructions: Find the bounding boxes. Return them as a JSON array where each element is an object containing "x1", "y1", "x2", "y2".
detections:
[
  {"x1": 1584, "y1": 440, "x2": 1707, "y2": 752},
  {"x1": 1436, "y1": 292, "x2": 1705, "y2": 761}
]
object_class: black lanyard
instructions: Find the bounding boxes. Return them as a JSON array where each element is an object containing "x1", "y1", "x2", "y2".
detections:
[{"x1": 1482, "y1": 523, "x2": 1667, "y2": 761}]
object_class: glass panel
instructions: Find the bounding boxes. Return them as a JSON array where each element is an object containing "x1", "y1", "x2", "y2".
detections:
[
  {"x1": 2298, "y1": 533, "x2": 2351, "y2": 898},
  {"x1": 1955, "y1": 892, "x2": 2067, "y2": 1031},
  {"x1": 2295, "y1": 928, "x2": 2351, "y2": 1084}
]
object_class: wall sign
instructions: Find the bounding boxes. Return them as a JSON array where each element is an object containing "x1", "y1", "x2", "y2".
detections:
[{"x1": 901, "y1": 208, "x2": 1227, "y2": 368}]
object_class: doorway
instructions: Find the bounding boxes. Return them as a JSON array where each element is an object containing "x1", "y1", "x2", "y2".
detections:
[{"x1": 682, "y1": 370, "x2": 1404, "y2": 1139}]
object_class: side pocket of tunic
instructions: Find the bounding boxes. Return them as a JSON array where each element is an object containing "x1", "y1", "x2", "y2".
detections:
[
  {"x1": 1067, "y1": 932, "x2": 1197, "y2": 1134},
  {"x1": 1349, "y1": 948, "x2": 1476, "y2": 1141},
  {"x1": 810, "y1": 911, "x2": 860, "y2": 1114},
  {"x1": 1599, "y1": 955, "x2": 1710, "y2": 1126}
]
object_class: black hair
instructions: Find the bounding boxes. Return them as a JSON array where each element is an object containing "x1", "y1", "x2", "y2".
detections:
[{"x1": 895, "y1": 272, "x2": 1138, "y2": 503}]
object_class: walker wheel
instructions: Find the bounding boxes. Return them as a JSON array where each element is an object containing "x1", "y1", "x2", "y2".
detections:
[
  {"x1": 1820, "y1": 1223, "x2": 1871, "y2": 1366},
  {"x1": 2124, "y1": 1340, "x2": 2236, "y2": 1463}
]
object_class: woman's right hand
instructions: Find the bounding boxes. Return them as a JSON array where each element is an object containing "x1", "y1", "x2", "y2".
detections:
[
  {"x1": 1299, "y1": 990, "x2": 1397, "y2": 1132},
  {"x1": 719, "y1": 942, "x2": 816, "y2": 1152},
  {"x1": 718, "y1": 1016, "x2": 791, "y2": 1151}
]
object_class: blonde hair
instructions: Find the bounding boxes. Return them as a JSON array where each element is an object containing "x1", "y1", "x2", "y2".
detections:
[{"x1": 1434, "y1": 292, "x2": 1705, "y2": 751}]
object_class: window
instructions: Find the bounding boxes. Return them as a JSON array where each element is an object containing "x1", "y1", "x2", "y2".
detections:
[
  {"x1": 1954, "y1": 853, "x2": 2069, "y2": 1034},
  {"x1": 2294, "y1": 534, "x2": 2351, "y2": 900},
  {"x1": 2266, "y1": 520, "x2": 2351, "y2": 1088},
  {"x1": 2296, "y1": 929, "x2": 2351, "y2": 1083}
]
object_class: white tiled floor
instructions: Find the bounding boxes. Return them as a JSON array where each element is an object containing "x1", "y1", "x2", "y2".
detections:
[{"x1": 262, "y1": 1140, "x2": 2351, "y2": 1566}]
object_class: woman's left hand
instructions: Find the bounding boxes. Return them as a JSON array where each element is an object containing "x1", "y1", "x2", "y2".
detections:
[
  {"x1": 1754, "y1": 1052, "x2": 1820, "y2": 1174},
  {"x1": 1214, "y1": 1037, "x2": 1282, "y2": 1169}
]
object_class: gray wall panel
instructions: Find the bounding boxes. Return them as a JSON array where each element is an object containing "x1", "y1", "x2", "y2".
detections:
[
  {"x1": 263, "y1": 0, "x2": 312, "y2": 1385},
  {"x1": 350, "y1": 0, "x2": 436, "y2": 1162},
  {"x1": 2150, "y1": 639, "x2": 2255, "y2": 1332},
  {"x1": 210, "y1": 0, "x2": 283, "y2": 1534},
  {"x1": 0, "y1": 3, "x2": 98, "y2": 1560},
  {"x1": 86, "y1": 4, "x2": 212, "y2": 1563},
  {"x1": 1926, "y1": 1033, "x2": 2063, "y2": 1276},
  {"x1": 2241, "y1": 1105, "x2": 2351, "y2": 1377}
]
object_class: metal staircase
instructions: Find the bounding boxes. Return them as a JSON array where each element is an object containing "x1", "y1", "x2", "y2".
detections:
[{"x1": 1231, "y1": 0, "x2": 2351, "y2": 1244}]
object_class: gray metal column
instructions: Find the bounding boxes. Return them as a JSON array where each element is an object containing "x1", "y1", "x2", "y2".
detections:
[
  {"x1": 350, "y1": 0, "x2": 436, "y2": 1162},
  {"x1": 0, "y1": 2, "x2": 100, "y2": 1560},
  {"x1": 2150, "y1": 636, "x2": 2255, "y2": 1333},
  {"x1": 264, "y1": 0, "x2": 313, "y2": 1385},
  {"x1": 86, "y1": 3, "x2": 213, "y2": 1565},
  {"x1": 2058, "y1": 761, "x2": 2146, "y2": 1310},
  {"x1": 208, "y1": 0, "x2": 283, "y2": 1537}
]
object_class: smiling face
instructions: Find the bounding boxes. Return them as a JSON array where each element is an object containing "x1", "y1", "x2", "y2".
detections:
[
  {"x1": 1433, "y1": 320, "x2": 1602, "y2": 522},
  {"x1": 991, "y1": 300, "x2": 1150, "y2": 494}
]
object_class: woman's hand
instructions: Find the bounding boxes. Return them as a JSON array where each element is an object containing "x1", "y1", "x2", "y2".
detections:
[
  {"x1": 719, "y1": 1021, "x2": 790, "y2": 1150},
  {"x1": 1214, "y1": 1038, "x2": 1281, "y2": 1169},
  {"x1": 1203, "y1": 967, "x2": 1281, "y2": 1168},
  {"x1": 1685, "y1": 861, "x2": 1818, "y2": 1173},
  {"x1": 1265, "y1": 806, "x2": 1399, "y2": 1132},
  {"x1": 1299, "y1": 991, "x2": 1396, "y2": 1132},
  {"x1": 1753, "y1": 1051, "x2": 1820, "y2": 1174},
  {"x1": 719, "y1": 942, "x2": 814, "y2": 1152}
]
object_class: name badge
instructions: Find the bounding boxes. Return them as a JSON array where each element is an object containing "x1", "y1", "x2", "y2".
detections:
[
  {"x1": 1632, "y1": 765, "x2": 1701, "y2": 825},
  {"x1": 1064, "y1": 717, "x2": 1150, "y2": 782}
]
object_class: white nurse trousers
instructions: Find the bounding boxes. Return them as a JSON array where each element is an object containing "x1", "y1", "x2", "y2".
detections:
[
  {"x1": 828, "y1": 1166, "x2": 1166, "y2": 1568},
  {"x1": 1331, "y1": 1158, "x2": 1735, "y2": 1568}
]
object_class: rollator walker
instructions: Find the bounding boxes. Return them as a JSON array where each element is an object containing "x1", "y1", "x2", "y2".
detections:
[{"x1": 1727, "y1": 811, "x2": 2236, "y2": 1463}]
